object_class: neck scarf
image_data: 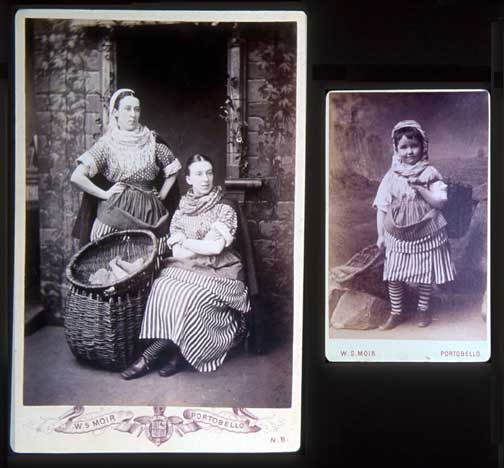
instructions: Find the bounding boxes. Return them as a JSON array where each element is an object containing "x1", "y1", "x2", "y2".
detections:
[
  {"x1": 179, "y1": 186, "x2": 223, "y2": 215},
  {"x1": 390, "y1": 120, "x2": 430, "y2": 178},
  {"x1": 100, "y1": 88, "x2": 156, "y2": 172}
]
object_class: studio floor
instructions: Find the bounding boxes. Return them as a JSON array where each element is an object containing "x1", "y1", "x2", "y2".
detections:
[
  {"x1": 23, "y1": 325, "x2": 293, "y2": 408},
  {"x1": 329, "y1": 293, "x2": 487, "y2": 341}
]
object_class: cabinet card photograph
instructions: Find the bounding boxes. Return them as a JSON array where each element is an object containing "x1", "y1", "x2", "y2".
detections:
[
  {"x1": 325, "y1": 90, "x2": 490, "y2": 362},
  {"x1": 12, "y1": 9, "x2": 306, "y2": 453}
]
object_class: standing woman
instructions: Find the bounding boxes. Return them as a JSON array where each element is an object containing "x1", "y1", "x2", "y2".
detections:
[
  {"x1": 121, "y1": 154, "x2": 250, "y2": 379},
  {"x1": 71, "y1": 88, "x2": 182, "y2": 255}
]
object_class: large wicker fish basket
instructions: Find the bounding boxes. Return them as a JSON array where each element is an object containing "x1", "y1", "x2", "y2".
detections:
[{"x1": 64, "y1": 230, "x2": 158, "y2": 371}]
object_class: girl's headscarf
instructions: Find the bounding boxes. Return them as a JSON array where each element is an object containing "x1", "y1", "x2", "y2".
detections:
[{"x1": 390, "y1": 120, "x2": 429, "y2": 178}]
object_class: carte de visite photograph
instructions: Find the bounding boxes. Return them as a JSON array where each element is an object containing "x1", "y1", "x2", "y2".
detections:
[
  {"x1": 325, "y1": 90, "x2": 490, "y2": 363},
  {"x1": 11, "y1": 9, "x2": 306, "y2": 453}
]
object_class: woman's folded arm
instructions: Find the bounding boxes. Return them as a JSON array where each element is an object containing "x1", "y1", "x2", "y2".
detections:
[{"x1": 182, "y1": 238, "x2": 226, "y2": 256}]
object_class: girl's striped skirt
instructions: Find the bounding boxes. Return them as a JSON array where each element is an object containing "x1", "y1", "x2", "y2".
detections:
[
  {"x1": 383, "y1": 227, "x2": 455, "y2": 284},
  {"x1": 139, "y1": 267, "x2": 250, "y2": 373}
]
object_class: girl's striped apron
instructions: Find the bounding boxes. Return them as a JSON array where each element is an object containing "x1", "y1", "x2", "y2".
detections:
[{"x1": 383, "y1": 229, "x2": 455, "y2": 284}]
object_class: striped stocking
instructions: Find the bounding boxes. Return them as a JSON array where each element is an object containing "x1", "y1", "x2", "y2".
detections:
[
  {"x1": 142, "y1": 339, "x2": 171, "y2": 362},
  {"x1": 417, "y1": 283, "x2": 433, "y2": 312},
  {"x1": 388, "y1": 281, "x2": 404, "y2": 315}
]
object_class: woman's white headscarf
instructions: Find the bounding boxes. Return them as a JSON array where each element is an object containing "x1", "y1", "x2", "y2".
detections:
[
  {"x1": 108, "y1": 88, "x2": 135, "y2": 123},
  {"x1": 101, "y1": 88, "x2": 156, "y2": 169}
]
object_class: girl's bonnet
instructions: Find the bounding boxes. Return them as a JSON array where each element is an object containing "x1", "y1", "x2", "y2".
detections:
[{"x1": 391, "y1": 120, "x2": 430, "y2": 178}]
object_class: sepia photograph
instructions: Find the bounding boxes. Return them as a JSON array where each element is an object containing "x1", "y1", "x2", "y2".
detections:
[
  {"x1": 11, "y1": 9, "x2": 306, "y2": 453},
  {"x1": 325, "y1": 90, "x2": 490, "y2": 362}
]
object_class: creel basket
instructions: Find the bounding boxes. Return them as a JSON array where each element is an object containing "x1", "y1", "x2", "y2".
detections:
[{"x1": 64, "y1": 229, "x2": 158, "y2": 371}]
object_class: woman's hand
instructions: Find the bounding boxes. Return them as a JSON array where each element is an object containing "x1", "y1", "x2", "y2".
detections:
[
  {"x1": 172, "y1": 243, "x2": 194, "y2": 258},
  {"x1": 376, "y1": 235, "x2": 385, "y2": 250},
  {"x1": 70, "y1": 163, "x2": 113, "y2": 201},
  {"x1": 169, "y1": 234, "x2": 225, "y2": 257},
  {"x1": 181, "y1": 237, "x2": 226, "y2": 256},
  {"x1": 104, "y1": 183, "x2": 126, "y2": 200},
  {"x1": 203, "y1": 229, "x2": 222, "y2": 241},
  {"x1": 167, "y1": 232, "x2": 186, "y2": 248}
]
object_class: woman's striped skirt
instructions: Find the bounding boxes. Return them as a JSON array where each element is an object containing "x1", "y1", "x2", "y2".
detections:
[
  {"x1": 383, "y1": 227, "x2": 455, "y2": 284},
  {"x1": 139, "y1": 267, "x2": 250, "y2": 373},
  {"x1": 90, "y1": 186, "x2": 171, "y2": 263}
]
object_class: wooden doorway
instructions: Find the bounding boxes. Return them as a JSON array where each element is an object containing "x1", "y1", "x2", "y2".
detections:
[{"x1": 114, "y1": 24, "x2": 228, "y2": 190}]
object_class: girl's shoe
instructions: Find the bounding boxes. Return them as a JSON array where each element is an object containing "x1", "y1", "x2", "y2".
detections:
[
  {"x1": 379, "y1": 313, "x2": 403, "y2": 330},
  {"x1": 417, "y1": 310, "x2": 431, "y2": 327}
]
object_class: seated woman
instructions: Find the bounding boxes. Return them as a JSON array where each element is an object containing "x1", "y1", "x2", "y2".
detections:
[
  {"x1": 71, "y1": 88, "x2": 181, "y2": 256},
  {"x1": 121, "y1": 153, "x2": 250, "y2": 379}
]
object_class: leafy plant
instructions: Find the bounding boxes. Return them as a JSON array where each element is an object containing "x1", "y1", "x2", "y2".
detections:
[
  {"x1": 253, "y1": 31, "x2": 297, "y2": 200},
  {"x1": 256, "y1": 40, "x2": 296, "y2": 139},
  {"x1": 34, "y1": 19, "x2": 116, "y2": 147}
]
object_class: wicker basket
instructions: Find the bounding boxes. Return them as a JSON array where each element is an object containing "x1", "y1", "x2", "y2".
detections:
[
  {"x1": 442, "y1": 180, "x2": 473, "y2": 239},
  {"x1": 64, "y1": 230, "x2": 158, "y2": 371}
]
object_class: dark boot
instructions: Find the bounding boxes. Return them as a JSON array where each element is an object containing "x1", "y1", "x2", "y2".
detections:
[
  {"x1": 158, "y1": 352, "x2": 184, "y2": 377},
  {"x1": 417, "y1": 309, "x2": 432, "y2": 328},
  {"x1": 379, "y1": 313, "x2": 404, "y2": 330},
  {"x1": 121, "y1": 356, "x2": 151, "y2": 380}
]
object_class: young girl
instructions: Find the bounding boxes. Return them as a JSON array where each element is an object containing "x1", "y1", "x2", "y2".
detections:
[{"x1": 373, "y1": 120, "x2": 455, "y2": 330}]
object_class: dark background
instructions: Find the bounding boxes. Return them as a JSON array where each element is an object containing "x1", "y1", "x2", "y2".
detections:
[
  {"x1": 2, "y1": 1, "x2": 504, "y2": 468},
  {"x1": 116, "y1": 24, "x2": 228, "y2": 190}
]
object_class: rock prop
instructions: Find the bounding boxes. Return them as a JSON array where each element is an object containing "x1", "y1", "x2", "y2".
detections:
[
  {"x1": 328, "y1": 289, "x2": 344, "y2": 318},
  {"x1": 328, "y1": 244, "x2": 432, "y2": 329},
  {"x1": 330, "y1": 290, "x2": 389, "y2": 330},
  {"x1": 329, "y1": 244, "x2": 388, "y2": 300}
]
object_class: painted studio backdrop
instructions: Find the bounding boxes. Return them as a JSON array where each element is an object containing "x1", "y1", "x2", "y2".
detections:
[
  {"x1": 24, "y1": 18, "x2": 297, "y2": 406},
  {"x1": 327, "y1": 91, "x2": 489, "y2": 348}
]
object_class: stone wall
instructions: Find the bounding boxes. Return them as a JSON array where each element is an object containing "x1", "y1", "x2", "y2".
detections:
[
  {"x1": 243, "y1": 27, "x2": 297, "y2": 340},
  {"x1": 32, "y1": 19, "x2": 111, "y2": 319}
]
